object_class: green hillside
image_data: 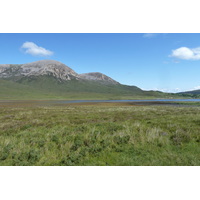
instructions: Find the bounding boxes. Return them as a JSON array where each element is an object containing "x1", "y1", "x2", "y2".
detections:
[
  {"x1": 179, "y1": 90, "x2": 200, "y2": 98},
  {"x1": 0, "y1": 75, "x2": 180, "y2": 100},
  {"x1": 0, "y1": 79, "x2": 60, "y2": 100}
]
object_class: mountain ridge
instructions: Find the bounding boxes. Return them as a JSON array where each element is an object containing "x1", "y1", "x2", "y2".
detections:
[
  {"x1": 0, "y1": 60, "x2": 118, "y2": 84},
  {"x1": 0, "y1": 60, "x2": 180, "y2": 100}
]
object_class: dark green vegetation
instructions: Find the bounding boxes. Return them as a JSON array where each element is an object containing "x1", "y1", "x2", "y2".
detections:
[
  {"x1": 0, "y1": 76, "x2": 180, "y2": 100},
  {"x1": 0, "y1": 102, "x2": 199, "y2": 166},
  {"x1": 179, "y1": 90, "x2": 200, "y2": 98}
]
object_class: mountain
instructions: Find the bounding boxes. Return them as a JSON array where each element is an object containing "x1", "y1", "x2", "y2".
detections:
[
  {"x1": 178, "y1": 89, "x2": 200, "y2": 98},
  {"x1": 0, "y1": 60, "x2": 175, "y2": 100},
  {"x1": 0, "y1": 60, "x2": 79, "y2": 81},
  {"x1": 0, "y1": 60, "x2": 120, "y2": 84},
  {"x1": 79, "y1": 72, "x2": 119, "y2": 84}
]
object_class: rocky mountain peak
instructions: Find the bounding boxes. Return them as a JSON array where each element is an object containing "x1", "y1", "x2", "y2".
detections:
[
  {"x1": 0, "y1": 60, "x2": 79, "y2": 81},
  {"x1": 21, "y1": 60, "x2": 79, "y2": 80},
  {"x1": 79, "y1": 72, "x2": 119, "y2": 84},
  {"x1": 0, "y1": 60, "x2": 119, "y2": 84}
]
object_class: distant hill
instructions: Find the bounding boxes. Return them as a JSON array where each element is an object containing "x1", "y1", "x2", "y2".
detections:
[
  {"x1": 178, "y1": 89, "x2": 200, "y2": 98},
  {"x1": 0, "y1": 60, "x2": 179, "y2": 100}
]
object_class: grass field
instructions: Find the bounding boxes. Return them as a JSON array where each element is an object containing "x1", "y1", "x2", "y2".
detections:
[{"x1": 0, "y1": 102, "x2": 200, "y2": 166}]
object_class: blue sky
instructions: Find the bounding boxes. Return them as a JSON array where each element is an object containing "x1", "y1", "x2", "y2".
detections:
[{"x1": 1, "y1": 33, "x2": 200, "y2": 92}]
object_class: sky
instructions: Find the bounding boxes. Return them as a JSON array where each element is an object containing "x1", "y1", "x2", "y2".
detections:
[{"x1": 1, "y1": 33, "x2": 200, "y2": 93}]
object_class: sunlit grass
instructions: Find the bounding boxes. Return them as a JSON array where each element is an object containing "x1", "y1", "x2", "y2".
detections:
[{"x1": 0, "y1": 103, "x2": 200, "y2": 165}]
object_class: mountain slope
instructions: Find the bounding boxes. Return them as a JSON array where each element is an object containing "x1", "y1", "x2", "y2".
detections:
[
  {"x1": 178, "y1": 89, "x2": 200, "y2": 98},
  {"x1": 0, "y1": 60, "x2": 176, "y2": 100},
  {"x1": 0, "y1": 79, "x2": 59, "y2": 100}
]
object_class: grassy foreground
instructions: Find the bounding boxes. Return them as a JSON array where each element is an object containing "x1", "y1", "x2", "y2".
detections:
[{"x1": 0, "y1": 102, "x2": 200, "y2": 166}]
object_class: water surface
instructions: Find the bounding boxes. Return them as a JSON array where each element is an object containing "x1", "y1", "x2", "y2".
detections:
[
  {"x1": 1, "y1": 99, "x2": 200, "y2": 107},
  {"x1": 58, "y1": 99, "x2": 200, "y2": 104}
]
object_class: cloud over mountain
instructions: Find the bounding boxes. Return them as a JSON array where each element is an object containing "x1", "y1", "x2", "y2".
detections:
[{"x1": 21, "y1": 42, "x2": 54, "y2": 57}]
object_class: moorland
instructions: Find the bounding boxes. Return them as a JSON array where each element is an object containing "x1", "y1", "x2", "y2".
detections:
[
  {"x1": 0, "y1": 60, "x2": 199, "y2": 166},
  {"x1": 0, "y1": 101, "x2": 199, "y2": 166}
]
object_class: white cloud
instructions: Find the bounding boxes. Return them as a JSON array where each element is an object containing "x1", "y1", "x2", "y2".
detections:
[
  {"x1": 143, "y1": 33, "x2": 159, "y2": 38},
  {"x1": 21, "y1": 42, "x2": 53, "y2": 57},
  {"x1": 170, "y1": 46, "x2": 200, "y2": 60},
  {"x1": 174, "y1": 88, "x2": 182, "y2": 92},
  {"x1": 191, "y1": 86, "x2": 200, "y2": 90},
  {"x1": 158, "y1": 88, "x2": 180, "y2": 93},
  {"x1": 142, "y1": 87, "x2": 184, "y2": 93}
]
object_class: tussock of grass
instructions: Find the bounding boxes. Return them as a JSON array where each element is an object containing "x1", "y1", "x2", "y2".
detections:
[{"x1": 0, "y1": 103, "x2": 200, "y2": 165}]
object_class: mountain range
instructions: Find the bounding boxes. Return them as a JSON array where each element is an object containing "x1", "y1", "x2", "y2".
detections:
[
  {"x1": 0, "y1": 60, "x2": 196, "y2": 100},
  {"x1": 0, "y1": 60, "x2": 118, "y2": 84}
]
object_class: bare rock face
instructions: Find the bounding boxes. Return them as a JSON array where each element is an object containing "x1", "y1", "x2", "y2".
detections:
[
  {"x1": 79, "y1": 72, "x2": 119, "y2": 84},
  {"x1": 0, "y1": 60, "x2": 79, "y2": 81},
  {"x1": 0, "y1": 64, "x2": 22, "y2": 78},
  {"x1": 0, "y1": 60, "x2": 119, "y2": 84}
]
